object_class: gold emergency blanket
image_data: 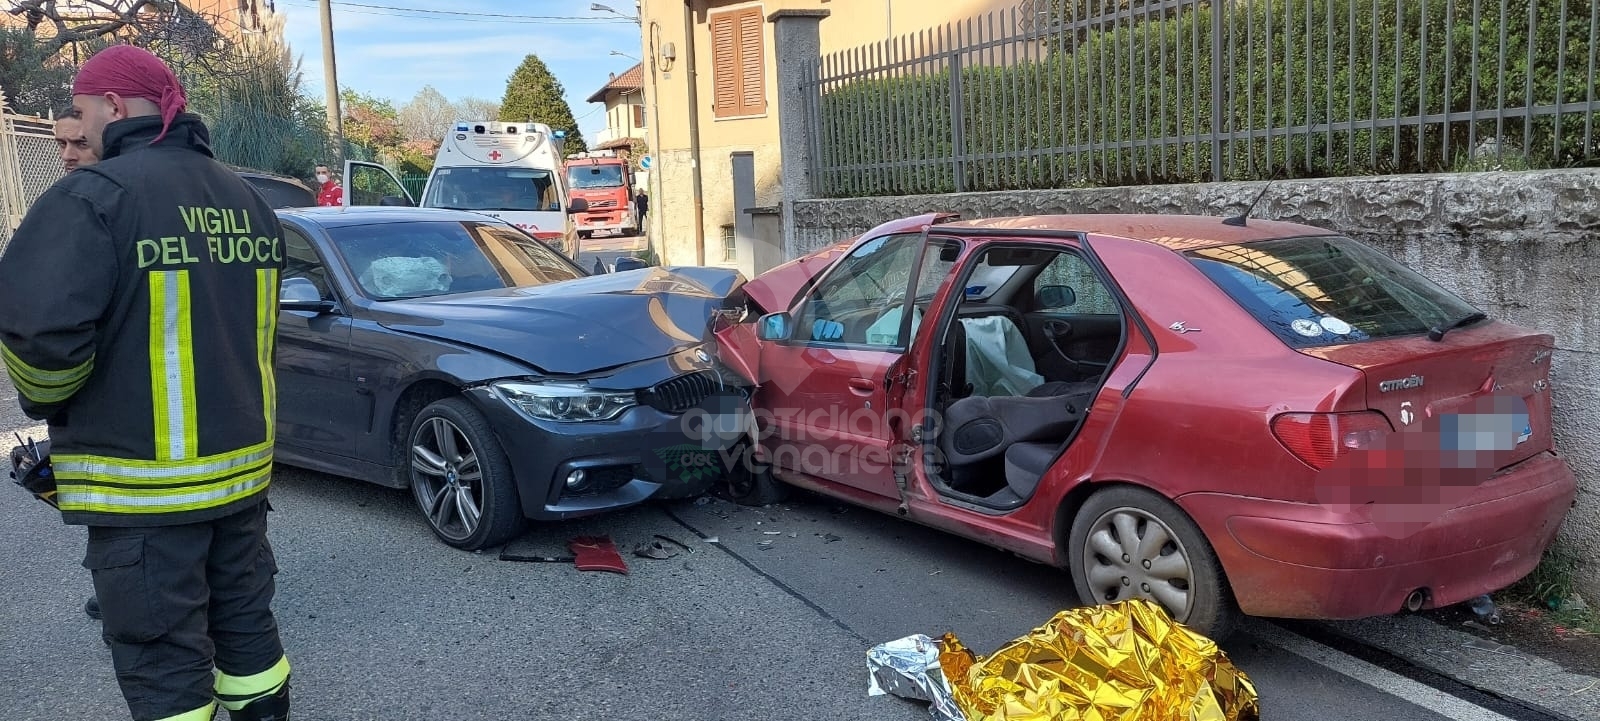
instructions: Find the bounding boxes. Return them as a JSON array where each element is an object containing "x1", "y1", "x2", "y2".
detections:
[{"x1": 936, "y1": 599, "x2": 1259, "y2": 721}]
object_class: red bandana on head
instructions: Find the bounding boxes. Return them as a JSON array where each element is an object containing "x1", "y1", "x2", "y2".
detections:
[{"x1": 71, "y1": 45, "x2": 188, "y2": 143}]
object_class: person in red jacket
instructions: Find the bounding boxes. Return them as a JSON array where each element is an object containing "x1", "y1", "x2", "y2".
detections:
[{"x1": 315, "y1": 163, "x2": 343, "y2": 206}]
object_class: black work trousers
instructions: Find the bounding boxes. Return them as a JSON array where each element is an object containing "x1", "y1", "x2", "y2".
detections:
[{"x1": 83, "y1": 498, "x2": 287, "y2": 721}]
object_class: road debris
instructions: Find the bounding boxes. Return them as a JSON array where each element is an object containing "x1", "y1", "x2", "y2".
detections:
[
  {"x1": 633, "y1": 535, "x2": 694, "y2": 560},
  {"x1": 570, "y1": 536, "x2": 629, "y2": 574},
  {"x1": 1468, "y1": 594, "x2": 1504, "y2": 625}
]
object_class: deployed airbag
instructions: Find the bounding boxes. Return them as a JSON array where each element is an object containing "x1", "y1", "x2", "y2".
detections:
[
  {"x1": 960, "y1": 315, "x2": 1044, "y2": 396},
  {"x1": 362, "y1": 256, "x2": 452, "y2": 297}
]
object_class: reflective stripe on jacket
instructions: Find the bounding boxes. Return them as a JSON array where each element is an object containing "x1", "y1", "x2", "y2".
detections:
[{"x1": 0, "y1": 113, "x2": 285, "y2": 526}]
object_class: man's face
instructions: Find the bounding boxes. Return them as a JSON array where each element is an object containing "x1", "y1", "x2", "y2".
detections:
[
  {"x1": 54, "y1": 116, "x2": 98, "y2": 171},
  {"x1": 316, "y1": 166, "x2": 331, "y2": 185},
  {"x1": 70, "y1": 92, "x2": 127, "y2": 158}
]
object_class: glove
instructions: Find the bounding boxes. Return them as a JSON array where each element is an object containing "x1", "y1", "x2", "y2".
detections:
[{"x1": 812, "y1": 319, "x2": 844, "y2": 341}]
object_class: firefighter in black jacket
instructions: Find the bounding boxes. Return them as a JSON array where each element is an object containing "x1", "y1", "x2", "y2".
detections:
[{"x1": 0, "y1": 46, "x2": 292, "y2": 721}]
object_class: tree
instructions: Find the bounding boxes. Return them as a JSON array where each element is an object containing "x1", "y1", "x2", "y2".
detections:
[
  {"x1": 340, "y1": 88, "x2": 404, "y2": 152},
  {"x1": 498, "y1": 54, "x2": 586, "y2": 153},
  {"x1": 457, "y1": 96, "x2": 500, "y2": 122},
  {"x1": 0, "y1": 27, "x2": 83, "y2": 116},
  {"x1": 8, "y1": 0, "x2": 170, "y2": 52},
  {"x1": 398, "y1": 85, "x2": 456, "y2": 143}
]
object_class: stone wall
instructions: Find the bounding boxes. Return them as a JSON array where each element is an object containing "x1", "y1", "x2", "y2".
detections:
[{"x1": 792, "y1": 168, "x2": 1600, "y2": 603}]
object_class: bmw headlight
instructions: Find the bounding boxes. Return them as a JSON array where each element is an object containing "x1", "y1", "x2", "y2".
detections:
[{"x1": 493, "y1": 381, "x2": 637, "y2": 422}]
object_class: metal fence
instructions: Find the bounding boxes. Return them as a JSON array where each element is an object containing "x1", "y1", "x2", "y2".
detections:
[
  {"x1": 802, "y1": 0, "x2": 1600, "y2": 198},
  {"x1": 0, "y1": 112, "x2": 67, "y2": 253}
]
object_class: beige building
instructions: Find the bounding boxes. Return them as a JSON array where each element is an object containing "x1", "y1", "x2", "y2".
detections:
[
  {"x1": 586, "y1": 62, "x2": 649, "y2": 152},
  {"x1": 634, "y1": 0, "x2": 1018, "y2": 274}
]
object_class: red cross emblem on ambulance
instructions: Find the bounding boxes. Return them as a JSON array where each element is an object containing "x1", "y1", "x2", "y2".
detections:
[{"x1": 488, "y1": 150, "x2": 502, "y2": 161}]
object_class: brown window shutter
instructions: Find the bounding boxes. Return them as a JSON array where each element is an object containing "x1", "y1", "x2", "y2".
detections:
[
  {"x1": 710, "y1": 12, "x2": 739, "y2": 118},
  {"x1": 736, "y1": 8, "x2": 766, "y2": 115},
  {"x1": 633, "y1": 104, "x2": 645, "y2": 128}
]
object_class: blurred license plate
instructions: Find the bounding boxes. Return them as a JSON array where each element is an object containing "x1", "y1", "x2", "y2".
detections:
[
  {"x1": 1441, "y1": 411, "x2": 1531, "y2": 452},
  {"x1": 694, "y1": 393, "x2": 751, "y2": 450}
]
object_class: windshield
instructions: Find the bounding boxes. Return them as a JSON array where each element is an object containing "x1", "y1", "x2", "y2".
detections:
[
  {"x1": 423, "y1": 166, "x2": 560, "y2": 212},
  {"x1": 567, "y1": 163, "x2": 625, "y2": 189},
  {"x1": 1188, "y1": 235, "x2": 1482, "y2": 347},
  {"x1": 326, "y1": 220, "x2": 586, "y2": 300}
]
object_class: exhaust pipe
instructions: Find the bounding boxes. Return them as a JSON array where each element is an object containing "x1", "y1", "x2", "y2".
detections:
[{"x1": 1403, "y1": 588, "x2": 1429, "y2": 613}]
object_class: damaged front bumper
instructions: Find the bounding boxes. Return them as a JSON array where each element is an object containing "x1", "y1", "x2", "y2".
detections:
[{"x1": 465, "y1": 346, "x2": 756, "y2": 521}]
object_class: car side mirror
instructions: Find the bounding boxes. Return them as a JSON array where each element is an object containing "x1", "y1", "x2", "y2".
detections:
[
  {"x1": 567, "y1": 197, "x2": 589, "y2": 214},
  {"x1": 280, "y1": 277, "x2": 333, "y2": 313},
  {"x1": 379, "y1": 195, "x2": 413, "y2": 207},
  {"x1": 1038, "y1": 284, "x2": 1077, "y2": 309},
  {"x1": 613, "y1": 256, "x2": 648, "y2": 272},
  {"x1": 757, "y1": 312, "x2": 793, "y2": 341}
]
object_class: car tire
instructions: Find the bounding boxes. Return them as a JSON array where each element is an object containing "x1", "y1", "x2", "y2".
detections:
[
  {"x1": 1067, "y1": 485, "x2": 1238, "y2": 641},
  {"x1": 577, "y1": 230, "x2": 593, "y2": 240},
  {"x1": 406, "y1": 397, "x2": 526, "y2": 551},
  {"x1": 722, "y1": 440, "x2": 789, "y2": 506}
]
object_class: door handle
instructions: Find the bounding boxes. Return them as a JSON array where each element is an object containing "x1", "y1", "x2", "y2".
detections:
[{"x1": 847, "y1": 377, "x2": 876, "y2": 395}]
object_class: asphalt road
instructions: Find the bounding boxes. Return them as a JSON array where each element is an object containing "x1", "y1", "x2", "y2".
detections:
[
  {"x1": 575, "y1": 233, "x2": 651, "y2": 273},
  {"x1": 0, "y1": 449, "x2": 1526, "y2": 721}
]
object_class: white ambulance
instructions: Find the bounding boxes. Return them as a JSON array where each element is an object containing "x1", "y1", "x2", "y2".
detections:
[{"x1": 418, "y1": 121, "x2": 577, "y2": 253}]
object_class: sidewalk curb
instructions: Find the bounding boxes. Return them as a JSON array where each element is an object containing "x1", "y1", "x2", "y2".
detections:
[{"x1": 1314, "y1": 615, "x2": 1600, "y2": 721}]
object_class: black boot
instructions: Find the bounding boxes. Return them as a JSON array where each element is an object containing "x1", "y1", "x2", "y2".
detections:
[
  {"x1": 227, "y1": 684, "x2": 290, "y2": 721},
  {"x1": 84, "y1": 595, "x2": 101, "y2": 620}
]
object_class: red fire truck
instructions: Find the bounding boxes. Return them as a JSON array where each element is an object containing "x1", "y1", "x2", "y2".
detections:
[{"x1": 563, "y1": 150, "x2": 639, "y2": 239}]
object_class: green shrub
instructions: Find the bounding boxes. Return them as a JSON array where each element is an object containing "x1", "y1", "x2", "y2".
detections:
[{"x1": 817, "y1": 0, "x2": 1598, "y2": 196}]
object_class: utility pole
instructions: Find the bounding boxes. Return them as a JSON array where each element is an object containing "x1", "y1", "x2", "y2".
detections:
[{"x1": 319, "y1": 0, "x2": 344, "y2": 149}]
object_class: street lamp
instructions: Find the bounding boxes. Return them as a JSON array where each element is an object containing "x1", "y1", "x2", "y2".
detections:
[
  {"x1": 610, "y1": 50, "x2": 639, "y2": 60},
  {"x1": 591, "y1": 2, "x2": 640, "y2": 22}
]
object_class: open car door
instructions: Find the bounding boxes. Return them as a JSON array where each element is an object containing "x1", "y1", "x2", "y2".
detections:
[{"x1": 342, "y1": 160, "x2": 415, "y2": 208}]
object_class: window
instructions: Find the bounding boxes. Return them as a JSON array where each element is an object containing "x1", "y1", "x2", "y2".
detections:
[
  {"x1": 422, "y1": 166, "x2": 560, "y2": 212},
  {"x1": 794, "y1": 233, "x2": 955, "y2": 348},
  {"x1": 567, "y1": 164, "x2": 626, "y2": 189},
  {"x1": 721, "y1": 225, "x2": 737, "y2": 262},
  {"x1": 282, "y1": 227, "x2": 333, "y2": 300},
  {"x1": 1033, "y1": 252, "x2": 1119, "y2": 314},
  {"x1": 710, "y1": 6, "x2": 767, "y2": 118},
  {"x1": 324, "y1": 220, "x2": 585, "y2": 300},
  {"x1": 632, "y1": 104, "x2": 646, "y2": 129},
  {"x1": 1188, "y1": 235, "x2": 1482, "y2": 348}
]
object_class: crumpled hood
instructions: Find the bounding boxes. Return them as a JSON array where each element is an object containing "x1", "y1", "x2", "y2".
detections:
[{"x1": 369, "y1": 266, "x2": 745, "y2": 376}]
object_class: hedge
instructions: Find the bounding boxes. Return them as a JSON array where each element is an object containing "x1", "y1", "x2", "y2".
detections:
[{"x1": 815, "y1": 0, "x2": 1599, "y2": 197}]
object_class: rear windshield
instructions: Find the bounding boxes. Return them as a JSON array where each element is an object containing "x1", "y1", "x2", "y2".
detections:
[{"x1": 1187, "y1": 235, "x2": 1483, "y2": 347}]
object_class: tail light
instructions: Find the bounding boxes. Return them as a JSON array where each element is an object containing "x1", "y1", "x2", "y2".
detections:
[{"x1": 1270, "y1": 411, "x2": 1393, "y2": 470}]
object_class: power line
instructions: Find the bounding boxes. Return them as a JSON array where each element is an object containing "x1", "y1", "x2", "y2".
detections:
[
  {"x1": 330, "y1": 1, "x2": 622, "y2": 20},
  {"x1": 276, "y1": 0, "x2": 634, "y2": 24}
]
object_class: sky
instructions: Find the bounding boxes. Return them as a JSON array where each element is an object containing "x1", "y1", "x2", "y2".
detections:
[{"x1": 274, "y1": 0, "x2": 645, "y2": 143}]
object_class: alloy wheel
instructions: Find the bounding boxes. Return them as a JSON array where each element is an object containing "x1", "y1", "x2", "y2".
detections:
[
  {"x1": 410, "y1": 417, "x2": 484, "y2": 543},
  {"x1": 1081, "y1": 505, "x2": 1195, "y2": 621}
]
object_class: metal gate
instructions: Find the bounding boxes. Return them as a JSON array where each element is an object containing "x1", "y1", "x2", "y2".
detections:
[{"x1": 0, "y1": 94, "x2": 66, "y2": 254}]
